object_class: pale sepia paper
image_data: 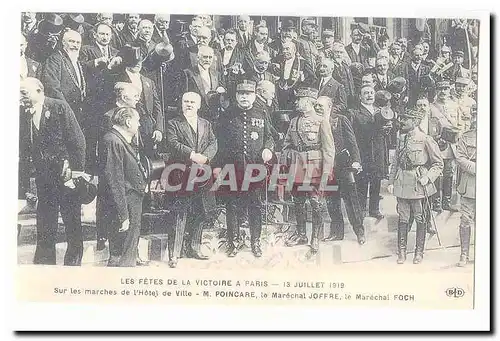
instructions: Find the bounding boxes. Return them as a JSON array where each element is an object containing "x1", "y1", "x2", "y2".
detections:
[{"x1": 9, "y1": 0, "x2": 491, "y2": 332}]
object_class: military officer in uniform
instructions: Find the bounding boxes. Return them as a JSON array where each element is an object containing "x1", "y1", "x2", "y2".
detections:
[
  {"x1": 388, "y1": 109, "x2": 443, "y2": 264},
  {"x1": 314, "y1": 96, "x2": 365, "y2": 245},
  {"x1": 455, "y1": 104, "x2": 477, "y2": 267},
  {"x1": 214, "y1": 80, "x2": 274, "y2": 258},
  {"x1": 281, "y1": 88, "x2": 335, "y2": 254}
]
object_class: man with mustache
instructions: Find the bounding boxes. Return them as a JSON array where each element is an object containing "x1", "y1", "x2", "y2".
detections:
[
  {"x1": 246, "y1": 51, "x2": 279, "y2": 84},
  {"x1": 221, "y1": 29, "x2": 248, "y2": 95},
  {"x1": 151, "y1": 14, "x2": 173, "y2": 44},
  {"x1": 281, "y1": 88, "x2": 334, "y2": 254},
  {"x1": 177, "y1": 17, "x2": 204, "y2": 51},
  {"x1": 181, "y1": 45, "x2": 225, "y2": 122},
  {"x1": 345, "y1": 27, "x2": 374, "y2": 68},
  {"x1": 387, "y1": 109, "x2": 443, "y2": 264},
  {"x1": 165, "y1": 92, "x2": 218, "y2": 268},
  {"x1": 351, "y1": 85, "x2": 390, "y2": 219},
  {"x1": 245, "y1": 23, "x2": 277, "y2": 66},
  {"x1": 314, "y1": 96, "x2": 365, "y2": 245},
  {"x1": 373, "y1": 56, "x2": 395, "y2": 91},
  {"x1": 19, "y1": 77, "x2": 86, "y2": 265},
  {"x1": 236, "y1": 15, "x2": 252, "y2": 47},
  {"x1": 330, "y1": 42, "x2": 356, "y2": 109},
  {"x1": 214, "y1": 80, "x2": 274, "y2": 258},
  {"x1": 311, "y1": 57, "x2": 347, "y2": 116},
  {"x1": 40, "y1": 30, "x2": 89, "y2": 137},
  {"x1": 119, "y1": 13, "x2": 141, "y2": 46}
]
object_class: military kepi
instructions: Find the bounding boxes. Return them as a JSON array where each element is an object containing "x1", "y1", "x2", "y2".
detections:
[
  {"x1": 236, "y1": 79, "x2": 256, "y2": 92},
  {"x1": 294, "y1": 87, "x2": 319, "y2": 99},
  {"x1": 400, "y1": 109, "x2": 424, "y2": 120}
]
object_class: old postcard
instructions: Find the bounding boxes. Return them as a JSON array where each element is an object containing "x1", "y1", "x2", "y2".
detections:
[{"x1": 13, "y1": 4, "x2": 491, "y2": 331}]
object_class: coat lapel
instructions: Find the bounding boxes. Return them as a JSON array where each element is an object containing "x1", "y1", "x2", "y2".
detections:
[
  {"x1": 61, "y1": 51, "x2": 81, "y2": 89},
  {"x1": 209, "y1": 67, "x2": 217, "y2": 91},
  {"x1": 197, "y1": 119, "x2": 206, "y2": 150},
  {"x1": 192, "y1": 69, "x2": 208, "y2": 104},
  {"x1": 179, "y1": 118, "x2": 196, "y2": 148}
]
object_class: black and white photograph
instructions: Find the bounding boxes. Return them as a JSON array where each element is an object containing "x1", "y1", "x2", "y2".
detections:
[{"x1": 11, "y1": 3, "x2": 491, "y2": 331}]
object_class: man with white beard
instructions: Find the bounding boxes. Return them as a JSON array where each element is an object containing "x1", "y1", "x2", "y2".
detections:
[{"x1": 40, "y1": 30, "x2": 88, "y2": 130}]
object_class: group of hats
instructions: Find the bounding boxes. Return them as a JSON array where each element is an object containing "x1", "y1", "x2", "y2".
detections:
[{"x1": 37, "y1": 13, "x2": 86, "y2": 35}]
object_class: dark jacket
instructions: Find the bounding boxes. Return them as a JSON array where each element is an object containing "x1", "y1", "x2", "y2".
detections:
[
  {"x1": 215, "y1": 104, "x2": 274, "y2": 167},
  {"x1": 97, "y1": 128, "x2": 147, "y2": 224},
  {"x1": 39, "y1": 50, "x2": 88, "y2": 127},
  {"x1": 395, "y1": 61, "x2": 435, "y2": 108},
  {"x1": 330, "y1": 113, "x2": 361, "y2": 167},
  {"x1": 345, "y1": 43, "x2": 374, "y2": 67},
  {"x1": 351, "y1": 105, "x2": 389, "y2": 178},
  {"x1": 19, "y1": 97, "x2": 86, "y2": 184},
  {"x1": 332, "y1": 60, "x2": 356, "y2": 107},
  {"x1": 311, "y1": 77, "x2": 347, "y2": 116}
]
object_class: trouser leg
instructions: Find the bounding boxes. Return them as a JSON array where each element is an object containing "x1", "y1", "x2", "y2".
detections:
[
  {"x1": 309, "y1": 188, "x2": 324, "y2": 252},
  {"x1": 286, "y1": 194, "x2": 308, "y2": 246},
  {"x1": 33, "y1": 179, "x2": 59, "y2": 265},
  {"x1": 59, "y1": 187, "x2": 83, "y2": 266},
  {"x1": 458, "y1": 197, "x2": 475, "y2": 266},
  {"x1": 396, "y1": 198, "x2": 410, "y2": 264},
  {"x1": 248, "y1": 190, "x2": 263, "y2": 257},
  {"x1": 342, "y1": 181, "x2": 365, "y2": 241},
  {"x1": 356, "y1": 173, "x2": 369, "y2": 215},
  {"x1": 118, "y1": 193, "x2": 144, "y2": 267},
  {"x1": 368, "y1": 177, "x2": 382, "y2": 215},
  {"x1": 442, "y1": 159, "x2": 455, "y2": 210},
  {"x1": 325, "y1": 191, "x2": 344, "y2": 240}
]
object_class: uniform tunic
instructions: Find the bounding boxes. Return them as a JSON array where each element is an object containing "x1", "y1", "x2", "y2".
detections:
[{"x1": 456, "y1": 129, "x2": 476, "y2": 227}]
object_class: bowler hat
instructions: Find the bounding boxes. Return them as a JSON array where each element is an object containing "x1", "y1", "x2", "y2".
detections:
[
  {"x1": 236, "y1": 79, "x2": 256, "y2": 92},
  {"x1": 375, "y1": 90, "x2": 392, "y2": 107},
  {"x1": 281, "y1": 20, "x2": 296, "y2": 31},
  {"x1": 387, "y1": 77, "x2": 407, "y2": 94},
  {"x1": 37, "y1": 13, "x2": 64, "y2": 35},
  {"x1": 73, "y1": 176, "x2": 97, "y2": 205},
  {"x1": 294, "y1": 87, "x2": 318, "y2": 99},
  {"x1": 356, "y1": 22, "x2": 370, "y2": 34},
  {"x1": 119, "y1": 45, "x2": 145, "y2": 67},
  {"x1": 64, "y1": 13, "x2": 85, "y2": 30}
]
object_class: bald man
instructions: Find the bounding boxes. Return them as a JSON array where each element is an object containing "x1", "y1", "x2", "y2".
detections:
[
  {"x1": 20, "y1": 78, "x2": 86, "y2": 265},
  {"x1": 165, "y1": 92, "x2": 218, "y2": 267}
]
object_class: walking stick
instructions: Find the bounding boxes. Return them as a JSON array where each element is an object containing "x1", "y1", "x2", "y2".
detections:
[{"x1": 416, "y1": 167, "x2": 442, "y2": 247}]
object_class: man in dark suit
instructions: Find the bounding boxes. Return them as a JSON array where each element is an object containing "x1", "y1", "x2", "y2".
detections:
[
  {"x1": 245, "y1": 23, "x2": 277, "y2": 67},
  {"x1": 235, "y1": 15, "x2": 252, "y2": 48},
  {"x1": 20, "y1": 78, "x2": 86, "y2": 265},
  {"x1": 180, "y1": 45, "x2": 225, "y2": 122},
  {"x1": 151, "y1": 14, "x2": 174, "y2": 44},
  {"x1": 345, "y1": 27, "x2": 373, "y2": 67},
  {"x1": 254, "y1": 80, "x2": 281, "y2": 142},
  {"x1": 119, "y1": 13, "x2": 141, "y2": 46},
  {"x1": 176, "y1": 17, "x2": 203, "y2": 51},
  {"x1": 331, "y1": 42, "x2": 357, "y2": 109},
  {"x1": 351, "y1": 85, "x2": 391, "y2": 219},
  {"x1": 373, "y1": 56, "x2": 395, "y2": 91},
  {"x1": 220, "y1": 29, "x2": 248, "y2": 96},
  {"x1": 79, "y1": 22, "x2": 120, "y2": 173},
  {"x1": 165, "y1": 92, "x2": 218, "y2": 268},
  {"x1": 102, "y1": 46, "x2": 164, "y2": 159},
  {"x1": 271, "y1": 41, "x2": 314, "y2": 110},
  {"x1": 40, "y1": 29, "x2": 88, "y2": 128},
  {"x1": 245, "y1": 51, "x2": 279, "y2": 85},
  {"x1": 312, "y1": 58, "x2": 347, "y2": 115},
  {"x1": 21, "y1": 33, "x2": 39, "y2": 80},
  {"x1": 97, "y1": 107, "x2": 148, "y2": 267},
  {"x1": 314, "y1": 96, "x2": 365, "y2": 244},
  {"x1": 395, "y1": 44, "x2": 435, "y2": 108}
]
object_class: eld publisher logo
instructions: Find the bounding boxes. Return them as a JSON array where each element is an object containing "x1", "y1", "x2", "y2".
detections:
[{"x1": 446, "y1": 287, "x2": 465, "y2": 298}]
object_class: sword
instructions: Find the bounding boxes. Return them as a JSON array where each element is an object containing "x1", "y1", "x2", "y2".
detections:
[{"x1": 416, "y1": 167, "x2": 442, "y2": 247}]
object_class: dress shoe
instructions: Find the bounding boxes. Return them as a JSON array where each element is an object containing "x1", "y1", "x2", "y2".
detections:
[
  {"x1": 227, "y1": 243, "x2": 238, "y2": 257},
  {"x1": 96, "y1": 238, "x2": 106, "y2": 251},
  {"x1": 397, "y1": 253, "x2": 406, "y2": 264},
  {"x1": 136, "y1": 258, "x2": 150, "y2": 266},
  {"x1": 457, "y1": 255, "x2": 468, "y2": 267},
  {"x1": 285, "y1": 233, "x2": 308, "y2": 247},
  {"x1": 413, "y1": 253, "x2": 423, "y2": 264},
  {"x1": 323, "y1": 234, "x2": 344, "y2": 242},
  {"x1": 369, "y1": 211, "x2": 384, "y2": 220},
  {"x1": 251, "y1": 243, "x2": 262, "y2": 258},
  {"x1": 186, "y1": 248, "x2": 209, "y2": 260},
  {"x1": 357, "y1": 234, "x2": 366, "y2": 245},
  {"x1": 168, "y1": 257, "x2": 178, "y2": 268}
]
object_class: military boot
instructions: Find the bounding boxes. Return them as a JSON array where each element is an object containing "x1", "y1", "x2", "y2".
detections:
[
  {"x1": 225, "y1": 206, "x2": 240, "y2": 258},
  {"x1": 286, "y1": 203, "x2": 308, "y2": 247},
  {"x1": 442, "y1": 177, "x2": 456, "y2": 211},
  {"x1": 249, "y1": 211, "x2": 263, "y2": 258},
  {"x1": 397, "y1": 222, "x2": 408, "y2": 264},
  {"x1": 457, "y1": 225, "x2": 471, "y2": 267},
  {"x1": 323, "y1": 222, "x2": 344, "y2": 241},
  {"x1": 309, "y1": 211, "x2": 323, "y2": 253},
  {"x1": 413, "y1": 223, "x2": 426, "y2": 264}
]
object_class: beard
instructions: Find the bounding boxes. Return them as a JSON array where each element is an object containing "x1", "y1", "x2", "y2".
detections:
[{"x1": 66, "y1": 49, "x2": 80, "y2": 61}]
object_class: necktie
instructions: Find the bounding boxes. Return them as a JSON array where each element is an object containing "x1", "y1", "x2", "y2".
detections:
[
  {"x1": 319, "y1": 78, "x2": 325, "y2": 89},
  {"x1": 102, "y1": 46, "x2": 108, "y2": 59}
]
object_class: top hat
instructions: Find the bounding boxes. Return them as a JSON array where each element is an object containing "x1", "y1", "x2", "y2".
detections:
[
  {"x1": 236, "y1": 79, "x2": 256, "y2": 92},
  {"x1": 281, "y1": 19, "x2": 297, "y2": 31},
  {"x1": 37, "y1": 13, "x2": 64, "y2": 36},
  {"x1": 294, "y1": 87, "x2": 319, "y2": 99},
  {"x1": 119, "y1": 45, "x2": 145, "y2": 67},
  {"x1": 73, "y1": 176, "x2": 97, "y2": 205}
]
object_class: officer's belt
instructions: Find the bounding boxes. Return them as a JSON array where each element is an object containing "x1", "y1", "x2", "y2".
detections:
[{"x1": 291, "y1": 144, "x2": 321, "y2": 152}]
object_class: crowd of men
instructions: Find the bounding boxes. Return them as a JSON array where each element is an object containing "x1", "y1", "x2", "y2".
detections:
[{"x1": 19, "y1": 13, "x2": 479, "y2": 268}]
